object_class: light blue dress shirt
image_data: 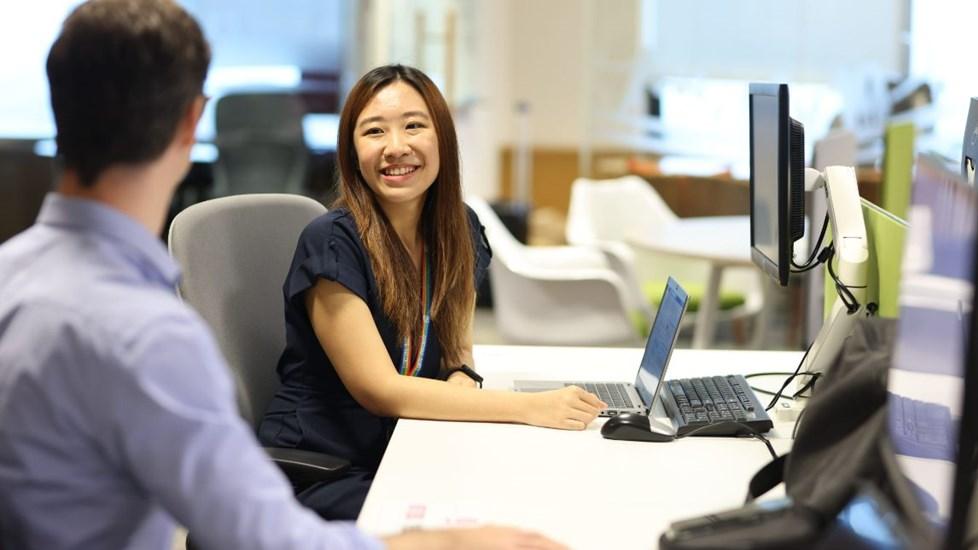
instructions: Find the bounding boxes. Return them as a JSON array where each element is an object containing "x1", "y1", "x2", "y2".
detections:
[{"x1": 0, "y1": 194, "x2": 384, "y2": 550}]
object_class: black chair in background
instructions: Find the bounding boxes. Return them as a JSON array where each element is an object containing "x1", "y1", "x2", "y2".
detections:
[
  {"x1": 0, "y1": 144, "x2": 55, "y2": 244},
  {"x1": 213, "y1": 92, "x2": 309, "y2": 197}
]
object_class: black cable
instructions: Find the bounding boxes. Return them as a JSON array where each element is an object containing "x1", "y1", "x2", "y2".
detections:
[
  {"x1": 751, "y1": 385, "x2": 808, "y2": 399},
  {"x1": 791, "y1": 372, "x2": 821, "y2": 398},
  {"x1": 824, "y1": 244, "x2": 864, "y2": 314},
  {"x1": 744, "y1": 372, "x2": 817, "y2": 400},
  {"x1": 744, "y1": 372, "x2": 813, "y2": 378},
  {"x1": 764, "y1": 340, "x2": 814, "y2": 412},
  {"x1": 677, "y1": 420, "x2": 779, "y2": 459},
  {"x1": 791, "y1": 260, "x2": 825, "y2": 274},
  {"x1": 791, "y1": 212, "x2": 830, "y2": 271}
]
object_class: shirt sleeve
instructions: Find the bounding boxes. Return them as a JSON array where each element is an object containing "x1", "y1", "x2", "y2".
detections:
[
  {"x1": 465, "y1": 205, "x2": 493, "y2": 289},
  {"x1": 95, "y1": 311, "x2": 384, "y2": 550},
  {"x1": 286, "y1": 213, "x2": 372, "y2": 306}
]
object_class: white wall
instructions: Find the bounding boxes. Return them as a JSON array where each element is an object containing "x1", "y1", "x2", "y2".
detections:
[
  {"x1": 456, "y1": 0, "x2": 642, "y2": 196},
  {"x1": 455, "y1": 0, "x2": 513, "y2": 201}
]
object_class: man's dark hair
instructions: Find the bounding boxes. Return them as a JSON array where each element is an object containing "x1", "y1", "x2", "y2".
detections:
[{"x1": 47, "y1": 0, "x2": 210, "y2": 186}]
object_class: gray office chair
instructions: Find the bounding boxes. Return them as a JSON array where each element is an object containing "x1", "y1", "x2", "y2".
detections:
[
  {"x1": 167, "y1": 193, "x2": 347, "y2": 488},
  {"x1": 213, "y1": 92, "x2": 309, "y2": 196}
]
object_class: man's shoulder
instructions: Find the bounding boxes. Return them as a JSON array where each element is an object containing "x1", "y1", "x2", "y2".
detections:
[{"x1": 10, "y1": 284, "x2": 205, "y2": 357}]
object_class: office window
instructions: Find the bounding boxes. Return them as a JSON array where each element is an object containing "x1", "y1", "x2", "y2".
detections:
[
  {"x1": 0, "y1": 1, "x2": 82, "y2": 139},
  {"x1": 908, "y1": 0, "x2": 978, "y2": 158},
  {"x1": 629, "y1": 0, "x2": 907, "y2": 167},
  {"x1": 641, "y1": 0, "x2": 906, "y2": 83},
  {"x1": 0, "y1": 1, "x2": 348, "y2": 142}
]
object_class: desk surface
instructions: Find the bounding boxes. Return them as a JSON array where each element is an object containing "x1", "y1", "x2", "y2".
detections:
[{"x1": 358, "y1": 345, "x2": 804, "y2": 549}]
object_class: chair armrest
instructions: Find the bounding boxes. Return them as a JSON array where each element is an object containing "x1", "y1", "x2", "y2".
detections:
[
  {"x1": 264, "y1": 447, "x2": 351, "y2": 490},
  {"x1": 592, "y1": 241, "x2": 653, "y2": 321}
]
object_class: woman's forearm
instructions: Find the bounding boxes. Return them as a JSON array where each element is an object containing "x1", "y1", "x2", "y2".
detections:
[{"x1": 368, "y1": 374, "x2": 533, "y2": 423}]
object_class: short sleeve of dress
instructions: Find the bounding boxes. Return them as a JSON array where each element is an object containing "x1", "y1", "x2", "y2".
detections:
[
  {"x1": 284, "y1": 211, "x2": 371, "y2": 306},
  {"x1": 464, "y1": 205, "x2": 492, "y2": 288}
]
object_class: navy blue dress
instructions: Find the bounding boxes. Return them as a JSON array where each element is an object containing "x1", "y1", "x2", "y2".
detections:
[{"x1": 259, "y1": 205, "x2": 491, "y2": 519}]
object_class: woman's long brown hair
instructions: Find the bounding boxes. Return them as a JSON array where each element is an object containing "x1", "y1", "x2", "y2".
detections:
[{"x1": 335, "y1": 64, "x2": 474, "y2": 365}]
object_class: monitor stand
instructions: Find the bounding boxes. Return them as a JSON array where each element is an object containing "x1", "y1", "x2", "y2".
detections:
[{"x1": 795, "y1": 166, "x2": 869, "y2": 396}]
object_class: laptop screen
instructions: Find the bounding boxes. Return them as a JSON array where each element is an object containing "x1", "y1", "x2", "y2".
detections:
[{"x1": 635, "y1": 277, "x2": 689, "y2": 406}]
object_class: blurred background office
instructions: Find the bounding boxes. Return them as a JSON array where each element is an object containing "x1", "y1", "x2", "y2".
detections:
[{"x1": 2, "y1": 0, "x2": 974, "y2": 350}]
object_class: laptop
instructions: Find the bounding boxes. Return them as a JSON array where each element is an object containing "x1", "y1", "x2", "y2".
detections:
[{"x1": 514, "y1": 277, "x2": 774, "y2": 436}]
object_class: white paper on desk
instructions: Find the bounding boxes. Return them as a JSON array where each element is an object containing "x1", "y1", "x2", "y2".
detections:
[{"x1": 382, "y1": 501, "x2": 487, "y2": 531}]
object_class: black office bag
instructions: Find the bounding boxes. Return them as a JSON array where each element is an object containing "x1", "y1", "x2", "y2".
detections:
[
  {"x1": 660, "y1": 317, "x2": 932, "y2": 549},
  {"x1": 746, "y1": 316, "x2": 896, "y2": 516}
]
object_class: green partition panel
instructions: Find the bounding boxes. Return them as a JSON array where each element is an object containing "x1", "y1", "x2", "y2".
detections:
[
  {"x1": 824, "y1": 199, "x2": 909, "y2": 319},
  {"x1": 881, "y1": 122, "x2": 915, "y2": 220}
]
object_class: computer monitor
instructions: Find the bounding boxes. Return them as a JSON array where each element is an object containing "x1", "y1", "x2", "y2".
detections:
[
  {"x1": 887, "y1": 154, "x2": 977, "y2": 544},
  {"x1": 948, "y1": 204, "x2": 978, "y2": 550},
  {"x1": 749, "y1": 82, "x2": 806, "y2": 286},
  {"x1": 962, "y1": 97, "x2": 978, "y2": 185}
]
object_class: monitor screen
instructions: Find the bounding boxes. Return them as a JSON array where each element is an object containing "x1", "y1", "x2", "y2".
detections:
[
  {"x1": 962, "y1": 97, "x2": 978, "y2": 185},
  {"x1": 635, "y1": 277, "x2": 689, "y2": 406},
  {"x1": 749, "y1": 82, "x2": 805, "y2": 286},
  {"x1": 887, "y1": 154, "x2": 977, "y2": 534}
]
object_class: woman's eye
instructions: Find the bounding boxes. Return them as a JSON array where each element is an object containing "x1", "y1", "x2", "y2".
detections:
[
  {"x1": 406, "y1": 121, "x2": 426, "y2": 130},
  {"x1": 363, "y1": 127, "x2": 383, "y2": 136}
]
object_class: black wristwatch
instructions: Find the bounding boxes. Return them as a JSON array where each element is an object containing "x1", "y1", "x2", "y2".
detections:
[{"x1": 444, "y1": 364, "x2": 483, "y2": 388}]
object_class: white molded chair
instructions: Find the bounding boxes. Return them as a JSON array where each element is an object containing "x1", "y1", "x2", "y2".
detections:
[
  {"x1": 467, "y1": 196, "x2": 649, "y2": 346},
  {"x1": 566, "y1": 175, "x2": 765, "y2": 343}
]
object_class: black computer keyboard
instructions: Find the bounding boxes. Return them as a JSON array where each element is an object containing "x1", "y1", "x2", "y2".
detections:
[{"x1": 664, "y1": 375, "x2": 773, "y2": 436}]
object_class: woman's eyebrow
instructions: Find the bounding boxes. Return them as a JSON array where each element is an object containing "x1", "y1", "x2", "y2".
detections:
[
  {"x1": 358, "y1": 115, "x2": 384, "y2": 128},
  {"x1": 402, "y1": 111, "x2": 430, "y2": 120},
  {"x1": 357, "y1": 111, "x2": 430, "y2": 129}
]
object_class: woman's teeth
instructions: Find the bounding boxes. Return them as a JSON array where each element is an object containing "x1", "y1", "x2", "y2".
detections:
[{"x1": 383, "y1": 166, "x2": 417, "y2": 176}]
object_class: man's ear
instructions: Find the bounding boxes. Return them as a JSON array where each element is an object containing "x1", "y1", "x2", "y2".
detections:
[{"x1": 176, "y1": 95, "x2": 206, "y2": 147}]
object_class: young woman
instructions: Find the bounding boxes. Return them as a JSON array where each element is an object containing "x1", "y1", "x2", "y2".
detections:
[{"x1": 259, "y1": 65, "x2": 605, "y2": 520}]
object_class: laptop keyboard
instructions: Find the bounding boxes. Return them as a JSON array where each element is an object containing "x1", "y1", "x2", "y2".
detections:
[
  {"x1": 667, "y1": 375, "x2": 773, "y2": 436},
  {"x1": 566, "y1": 382, "x2": 635, "y2": 409}
]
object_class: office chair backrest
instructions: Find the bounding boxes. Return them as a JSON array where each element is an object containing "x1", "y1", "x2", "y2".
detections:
[
  {"x1": 0, "y1": 147, "x2": 55, "y2": 243},
  {"x1": 168, "y1": 193, "x2": 327, "y2": 429},
  {"x1": 566, "y1": 175, "x2": 678, "y2": 245},
  {"x1": 213, "y1": 92, "x2": 308, "y2": 196}
]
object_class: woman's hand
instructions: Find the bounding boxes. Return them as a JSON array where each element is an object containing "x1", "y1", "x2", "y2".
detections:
[
  {"x1": 385, "y1": 526, "x2": 568, "y2": 550},
  {"x1": 524, "y1": 386, "x2": 606, "y2": 430},
  {"x1": 446, "y1": 369, "x2": 478, "y2": 388}
]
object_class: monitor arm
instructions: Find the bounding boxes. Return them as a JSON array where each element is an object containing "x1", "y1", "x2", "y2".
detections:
[{"x1": 797, "y1": 166, "x2": 869, "y2": 393}]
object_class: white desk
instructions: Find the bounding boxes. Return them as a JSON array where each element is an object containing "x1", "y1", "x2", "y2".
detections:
[
  {"x1": 358, "y1": 345, "x2": 803, "y2": 550},
  {"x1": 628, "y1": 216, "x2": 760, "y2": 349}
]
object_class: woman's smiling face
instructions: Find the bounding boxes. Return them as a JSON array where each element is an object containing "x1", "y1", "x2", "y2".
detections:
[{"x1": 354, "y1": 80, "x2": 440, "y2": 211}]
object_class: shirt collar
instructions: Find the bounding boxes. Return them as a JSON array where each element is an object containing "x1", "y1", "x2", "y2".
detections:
[{"x1": 36, "y1": 193, "x2": 181, "y2": 286}]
